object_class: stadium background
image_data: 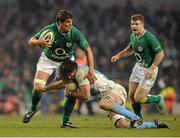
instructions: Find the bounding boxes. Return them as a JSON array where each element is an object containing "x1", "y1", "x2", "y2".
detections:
[{"x1": 0, "y1": 0, "x2": 180, "y2": 115}]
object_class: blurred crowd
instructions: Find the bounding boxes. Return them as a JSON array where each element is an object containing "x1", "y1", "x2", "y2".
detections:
[{"x1": 0, "y1": 0, "x2": 179, "y2": 114}]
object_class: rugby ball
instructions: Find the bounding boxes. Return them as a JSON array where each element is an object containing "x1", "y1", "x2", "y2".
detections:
[{"x1": 39, "y1": 29, "x2": 55, "y2": 45}]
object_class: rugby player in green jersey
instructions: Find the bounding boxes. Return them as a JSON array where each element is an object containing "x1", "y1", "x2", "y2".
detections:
[
  {"x1": 111, "y1": 14, "x2": 165, "y2": 118},
  {"x1": 22, "y1": 10, "x2": 96, "y2": 128}
]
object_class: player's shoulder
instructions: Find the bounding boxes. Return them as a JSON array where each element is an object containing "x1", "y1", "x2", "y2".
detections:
[
  {"x1": 130, "y1": 33, "x2": 135, "y2": 40},
  {"x1": 42, "y1": 23, "x2": 56, "y2": 30},
  {"x1": 145, "y1": 30, "x2": 156, "y2": 38},
  {"x1": 71, "y1": 26, "x2": 81, "y2": 34},
  {"x1": 75, "y1": 66, "x2": 87, "y2": 79}
]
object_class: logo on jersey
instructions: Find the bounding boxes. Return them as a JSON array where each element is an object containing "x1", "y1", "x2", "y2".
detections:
[
  {"x1": 66, "y1": 42, "x2": 72, "y2": 48},
  {"x1": 138, "y1": 46, "x2": 143, "y2": 52},
  {"x1": 55, "y1": 48, "x2": 66, "y2": 55}
]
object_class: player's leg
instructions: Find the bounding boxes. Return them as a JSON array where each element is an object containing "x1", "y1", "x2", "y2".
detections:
[
  {"x1": 129, "y1": 63, "x2": 144, "y2": 118},
  {"x1": 134, "y1": 71, "x2": 165, "y2": 114},
  {"x1": 23, "y1": 70, "x2": 49, "y2": 123},
  {"x1": 23, "y1": 53, "x2": 54, "y2": 123},
  {"x1": 136, "y1": 119, "x2": 169, "y2": 129},
  {"x1": 31, "y1": 71, "x2": 49, "y2": 111},
  {"x1": 129, "y1": 82, "x2": 143, "y2": 118},
  {"x1": 108, "y1": 112, "x2": 130, "y2": 128},
  {"x1": 134, "y1": 87, "x2": 164, "y2": 113},
  {"x1": 108, "y1": 112, "x2": 169, "y2": 129},
  {"x1": 99, "y1": 89, "x2": 141, "y2": 123},
  {"x1": 61, "y1": 96, "x2": 78, "y2": 128}
]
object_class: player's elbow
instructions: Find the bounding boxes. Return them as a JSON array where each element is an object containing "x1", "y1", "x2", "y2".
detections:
[
  {"x1": 161, "y1": 50, "x2": 165, "y2": 59},
  {"x1": 28, "y1": 37, "x2": 37, "y2": 47},
  {"x1": 158, "y1": 50, "x2": 165, "y2": 61}
]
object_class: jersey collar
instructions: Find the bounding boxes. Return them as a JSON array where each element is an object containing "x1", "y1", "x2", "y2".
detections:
[
  {"x1": 56, "y1": 23, "x2": 70, "y2": 37},
  {"x1": 136, "y1": 29, "x2": 146, "y2": 39}
]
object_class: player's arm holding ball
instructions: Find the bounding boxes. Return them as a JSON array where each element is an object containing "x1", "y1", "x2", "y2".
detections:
[
  {"x1": 65, "y1": 83, "x2": 91, "y2": 100},
  {"x1": 28, "y1": 29, "x2": 54, "y2": 48},
  {"x1": 28, "y1": 37, "x2": 51, "y2": 48},
  {"x1": 65, "y1": 69, "x2": 91, "y2": 100}
]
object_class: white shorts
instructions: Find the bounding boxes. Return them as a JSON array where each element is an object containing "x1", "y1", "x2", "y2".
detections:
[
  {"x1": 110, "y1": 84, "x2": 127, "y2": 105},
  {"x1": 36, "y1": 52, "x2": 62, "y2": 75},
  {"x1": 99, "y1": 83, "x2": 127, "y2": 105},
  {"x1": 106, "y1": 84, "x2": 127, "y2": 123},
  {"x1": 36, "y1": 52, "x2": 75, "y2": 77},
  {"x1": 129, "y1": 63, "x2": 158, "y2": 90}
]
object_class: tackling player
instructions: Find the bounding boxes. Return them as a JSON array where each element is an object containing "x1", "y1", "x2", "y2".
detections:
[
  {"x1": 111, "y1": 14, "x2": 165, "y2": 118},
  {"x1": 22, "y1": 9, "x2": 96, "y2": 128},
  {"x1": 42, "y1": 60, "x2": 169, "y2": 129}
]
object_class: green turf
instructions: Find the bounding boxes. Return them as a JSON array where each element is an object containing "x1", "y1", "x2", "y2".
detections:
[{"x1": 0, "y1": 114, "x2": 180, "y2": 137}]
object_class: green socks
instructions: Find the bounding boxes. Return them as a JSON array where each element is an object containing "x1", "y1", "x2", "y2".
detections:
[
  {"x1": 31, "y1": 91, "x2": 42, "y2": 112},
  {"x1": 132, "y1": 95, "x2": 161, "y2": 118},
  {"x1": 147, "y1": 95, "x2": 161, "y2": 104},
  {"x1": 62, "y1": 96, "x2": 76, "y2": 124}
]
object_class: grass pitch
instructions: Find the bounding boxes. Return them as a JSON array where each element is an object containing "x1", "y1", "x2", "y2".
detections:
[{"x1": 0, "y1": 114, "x2": 180, "y2": 137}]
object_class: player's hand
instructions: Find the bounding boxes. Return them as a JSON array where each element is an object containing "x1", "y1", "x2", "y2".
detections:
[
  {"x1": 37, "y1": 37, "x2": 52, "y2": 48},
  {"x1": 145, "y1": 68, "x2": 154, "y2": 80},
  {"x1": 111, "y1": 55, "x2": 119, "y2": 63},
  {"x1": 64, "y1": 89, "x2": 76, "y2": 97},
  {"x1": 64, "y1": 89, "x2": 71, "y2": 97},
  {"x1": 85, "y1": 70, "x2": 96, "y2": 84}
]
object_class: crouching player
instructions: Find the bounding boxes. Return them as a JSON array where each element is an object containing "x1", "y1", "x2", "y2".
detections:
[{"x1": 42, "y1": 60, "x2": 169, "y2": 129}]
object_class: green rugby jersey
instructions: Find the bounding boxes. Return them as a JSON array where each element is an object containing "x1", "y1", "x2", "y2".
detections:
[
  {"x1": 129, "y1": 30, "x2": 162, "y2": 67},
  {"x1": 34, "y1": 23, "x2": 89, "y2": 62}
]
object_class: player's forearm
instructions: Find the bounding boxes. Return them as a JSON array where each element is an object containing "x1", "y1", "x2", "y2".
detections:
[
  {"x1": 71, "y1": 90, "x2": 89, "y2": 100},
  {"x1": 85, "y1": 47, "x2": 94, "y2": 72},
  {"x1": 28, "y1": 37, "x2": 39, "y2": 47},
  {"x1": 44, "y1": 80, "x2": 65, "y2": 92},
  {"x1": 117, "y1": 46, "x2": 134, "y2": 59},
  {"x1": 150, "y1": 50, "x2": 164, "y2": 70},
  {"x1": 71, "y1": 85, "x2": 91, "y2": 100}
]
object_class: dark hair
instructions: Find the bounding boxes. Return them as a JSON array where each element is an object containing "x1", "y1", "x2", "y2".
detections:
[
  {"x1": 56, "y1": 9, "x2": 73, "y2": 24},
  {"x1": 131, "y1": 14, "x2": 144, "y2": 22},
  {"x1": 60, "y1": 59, "x2": 78, "y2": 79}
]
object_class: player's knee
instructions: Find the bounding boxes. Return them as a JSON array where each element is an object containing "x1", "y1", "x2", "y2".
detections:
[
  {"x1": 110, "y1": 114, "x2": 130, "y2": 128},
  {"x1": 33, "y1": 85, "x2": 44, "y2": 93},
  {"x1": 134, "y1": 95, "x2": 147, "y2": 103},
  {"x1": 99, "y1": 99, "x2": 111, "y2": 110},
  {"x1": 115, "y1": 120, "x2": 129, "y2": 128},
  {"x1": 133, "y1": 94, "x2": 140, "y2": 102}
]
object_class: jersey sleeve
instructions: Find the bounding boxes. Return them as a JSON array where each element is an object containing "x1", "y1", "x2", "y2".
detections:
[
  {"x1": 75, "y1": 68, "x2": 90, "y2": 87},
  {"x1": 147, "y1": 33, "x2": 162, "y2": 54},
  {"x1": 73, "y1": 27, "x2": 89, "y2": 51},
  {"x1": 129, "y1": 33, "x2": 133, "y2": 48},
  {"x1": 34, "y1": 25, "x2": 51, "y2": 39}
]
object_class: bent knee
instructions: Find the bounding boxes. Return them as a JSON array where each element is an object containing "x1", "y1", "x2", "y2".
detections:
[
  {"x1": 134, "y1": 95, "x2": 147, "y2": 103},
  {"x1": 33, "y1": 85, "x2": 44, "y2": 93},
  {"x1": 99, "y1": 99, "x2": 112, "y2": 110},
  {"x1": 134, "y1": 96, "x2": 142, "y2": 103},
  {"x1": 115, "y1": 119, "x2": 130, "y2": 128}
]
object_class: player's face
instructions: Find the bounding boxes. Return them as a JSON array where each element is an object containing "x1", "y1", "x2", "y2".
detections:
[
  {"x1": 64, "y1": 69, "x2": 77, "y2": 81},
  {"x1": 59, "y1": 18, "x2": 73, "y2": 33},
  {"x1": 131, "y1": 20, "x2": 144, "y2": 36}
]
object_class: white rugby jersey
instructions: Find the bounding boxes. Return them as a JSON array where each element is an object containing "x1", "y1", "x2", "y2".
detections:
[{"x1": 75, "y1": 65, "x2": 127, "y2": 98}]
